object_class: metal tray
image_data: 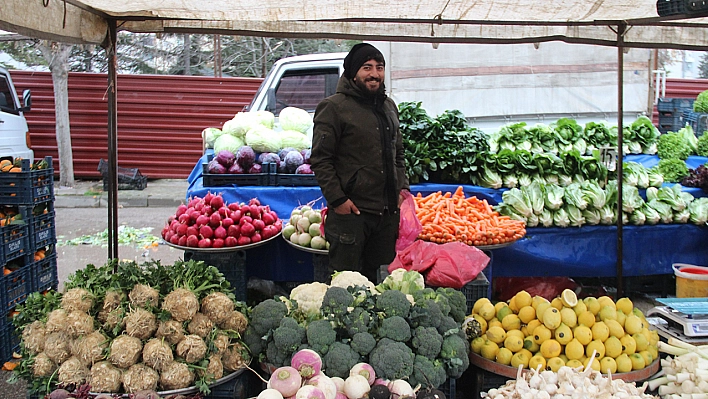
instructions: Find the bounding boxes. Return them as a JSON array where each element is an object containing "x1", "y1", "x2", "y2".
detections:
[
  {"x1": 282, "y1": 231, "x2": 328, "y2": 254},
  {"x1": 163, "y1": 231, "x2": 281, "y2": 252}
]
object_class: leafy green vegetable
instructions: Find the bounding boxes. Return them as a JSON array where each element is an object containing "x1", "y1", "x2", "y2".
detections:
[
  {"x1": 697, "y1": 134, "x2": 708, "y2": 157},
  {"x1": 500, "y1": 188, "x2": 533, "y2": 218},
  {"x1": 655, "y1": 158, "x2": 690, "y2": 183},
  {"x1": 658, "y1": 131, "x2": 692, "y2": 160},
  {"x1": 695, "y1": 90, "x2": 708, "y2": 113}
]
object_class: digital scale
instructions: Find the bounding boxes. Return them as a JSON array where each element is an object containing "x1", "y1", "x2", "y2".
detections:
[{"x1": 647, "y1": 298, "x2": 708, "y2": 344}]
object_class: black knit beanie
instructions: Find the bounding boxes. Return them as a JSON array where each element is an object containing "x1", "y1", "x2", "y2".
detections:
[{"x1": 343, "y1": 43, "x2": 385, "y2": 79}]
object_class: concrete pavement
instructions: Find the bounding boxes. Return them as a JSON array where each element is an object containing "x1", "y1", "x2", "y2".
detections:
[{"x1": 54, "y1": 178, "x2": 189, "y2": 208}]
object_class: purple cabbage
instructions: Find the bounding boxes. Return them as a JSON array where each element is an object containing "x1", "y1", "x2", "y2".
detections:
[
  {"x1": 295, "y1": 164, "x2": 314, "y2": 175},
  {"x1": 300, "y1": 149, "x2": 311, "y2": 164},
  {"x1": 236, "y1": 146, "x2": 256, "y2": 169},
  {"x1": 207, "y1": 159, "x2": 227, "y2": 174},
  {"x1": 228, "y1": 163, "x2": 245, "y2": 174},
  {"x1": 258, "y1": 152, "x2": 281, "y2": 167},
  {"x1": 249, "y1": 164, "x2": 263, "y2": 174},
  {"x1": 284, "y1": 150, "x2": 304, "y2": 173},
  {"x1": 278, "y1": 147, "x2": 298, "y2": 161},
  {"x1": 214, "y1": 150, "x2": 235, "y2": 167}
]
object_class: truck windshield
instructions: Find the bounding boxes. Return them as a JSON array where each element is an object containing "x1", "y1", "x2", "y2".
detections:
[{"x1": 272, "y1": 68, "x2": 339, "y2": 115}]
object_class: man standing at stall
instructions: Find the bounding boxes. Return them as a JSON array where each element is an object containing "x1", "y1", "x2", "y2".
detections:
[{"x1": 310, "y1": 43, "x2": 409, "y2": 283}]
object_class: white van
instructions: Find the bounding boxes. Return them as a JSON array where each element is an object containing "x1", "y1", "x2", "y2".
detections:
[{"x1": 0, "y1": 67, "x2": 33, "y2": 162}]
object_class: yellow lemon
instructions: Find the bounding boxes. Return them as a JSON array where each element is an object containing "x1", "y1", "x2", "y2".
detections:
[
  {"x1": 605, "y1": 319, "x2": 625, "y2": 339},
  {"x1": 506, "y1": 329, "x2": 525, "y2": 340},
  {"x1": 496, "y1": 347, "x2": 513, "y2": 365},
  {"x1": 615, "y1": 309, "x2": 626, "y2": 327},
  {"x1": 486, "y1": 325, "x2": 507, "y2": 345},
  {"x1": 648, "y1": 344, "x2": 659, "y2": 361},
  {"x1": 488, "y1": 319, "x2": 502, "y2": 330},
  {"x1": 529, "y1": 354, "x2": 547, "y2": 371},
  {"x1": 597, "y1": 295, "x2": 617, "y2": 310},
  {"x1": 591, "y1": 321, "x2": 610, "y2": 342},
  {"x1": 616, "y1": 353, "x2": 632, "y2": 373},
  {"x1": 518, "y1": 306, "x2": 536, "y2": 324},
  {"x1": 510, "y1": 351, "x2": 531, "y2": 369},
  {"x1": 470, "y1": 337, "x2": 486, "y2": 354},
  {"x1": 554, "y1": 323, "x2": 573, "y2": 345},
  {"x1": 603, "y1": 336, "x2": 623, "y2": 358},
  {"x1": 565, "y1": 359, "x2": 583, "y2": 369},
  {"x1": 630, "y1": 353, "x2": 646, "y2": 370},
  {"x1": 479, "y1": 302, "x2": 496, "y2": 321},
  {"x1": 639, "y1": 350, "x2": 653, "y2": 367},
  {"x1": 585, "y1": 339, "x2": 606, "y2": 359},
  {"x1": 551, "y1": 297, "x2": 564, "y2": 310},
  {"x1": 535, "y1": 302, "x2": 552, "y2": 322},
  {"x1": 584, "y1": 297, "x2": 601, "y2": 315},
  {"x1": 533, "y1": 324, "x2": 552, "y2": 345},
  {"x1": 496, "y1": 305, "x2": 513, "y2": 322},
  {"x1": 495, "y1": 301, "x2": 509, "y2": 314},
  {"x1": 560, "y1": 288, "x2": 578, "y2": 307},
  {"x1": 615, "y1": 297, "x2": 634, "y2": 315},
  {"x1": 540, "y1": 339, "x2": 562, "y2": 358},
  {"x1": 599, "y1": 305, "x2": 618, "y2": 322},
  {"x1": 633, "y1": 333, "x2": 649, "y2": 352},
  {"x1": 577, "y1": 311, "x2": 596, "y2": 328},
  {"x1": 573, "y1": 325, "x2": 593, "y2": 346},
  {"x1": 526, "y1": 319, "x2": 542, "y2": 335},
  {"x1": 480, "y1": 340, "x2": 500, "y2": 360},
  {"x1": 508, "y1": 296, "x2": 519, "y2": 313},
  {"x1": 624, "y1": 315, "x2": 644, "y2": 335},
  {"x1": 632, "y1": 308, "x2": 645, "y2": 319},
  {"x1": 514, "y1": 290, "x2": 533, "y2": 308},
  {"x1": 573, "y1": 301, "x2": 588, "y2": 316},
  {"x1": 523, "y1": 336, "x2": 540, "y2": 353},
  {"x1": 620, "y1": 335, "x2": 637, "y2": 355},
  {"x1": 473, "y1": 297, "x2": 492, "y2": 314},
  {"x1": 649, "y1": 330, "x2": 660, "y2": 346},
  {"x1": 504, "y1": 335, "x2": 524, "y2": 353},
  {"x1": 600, "y1": 357, "x2": 617, "y2": 374},
  {"x1": 584, "y1": 357, "x2": 601, "y2": 372},
  {"x1": 546, "y1": 357, "x2": 565, "y2": 372},
  {"x1": 542, "y1": 307, "x2": 562, "y2": 330},
  {"x1": 472, "y1": 314, "x2": 488, "y2": 335},
  {"x1": 560, "y1": 307, "x2": 578, "y2": 328},
  {"x1": 565, "y1": 338, "x2": 585, "y2": 360},
  {"x1": 501, "y1": 314, "x2": 521, "y2": 331},
  {"x1": 532, "y1": 295, "x2": 550, "y2": 310},
  {"x1": 558, "y1": 354, "x2": 569, "y2": 363}
]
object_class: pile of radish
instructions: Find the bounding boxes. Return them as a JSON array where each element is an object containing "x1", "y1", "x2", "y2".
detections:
[
  {"x1": 162, "y1": 193, "x2": 281, "y2": 248},
  {"x1": 255, "y1": 349, "x2": 443, "y2": 399}
]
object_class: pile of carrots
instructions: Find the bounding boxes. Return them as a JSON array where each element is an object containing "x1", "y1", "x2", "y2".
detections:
[{"x1": 413, "y1": 186, "x2": 526, "y2": 247}]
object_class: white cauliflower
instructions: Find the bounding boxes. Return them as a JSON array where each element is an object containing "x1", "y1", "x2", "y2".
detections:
[
  {"x1": 289, "y1": 282, "x2": 328, "y2": 316},
  {"x1": 329, "y1": 271, "x2": 377, "y2": 293}
]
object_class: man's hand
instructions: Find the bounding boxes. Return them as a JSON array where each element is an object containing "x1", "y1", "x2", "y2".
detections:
[{"x1": 334, "y1": 199, "x2": 360, "y2": 215}]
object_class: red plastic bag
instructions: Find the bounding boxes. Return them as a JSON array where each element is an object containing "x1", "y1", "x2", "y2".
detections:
[
  {"x1": 395, "y1": 191, "x2": 422, "y2": 252},
  {"x1": 389, "y1": 240, "x2": 489, "y2": 289}
]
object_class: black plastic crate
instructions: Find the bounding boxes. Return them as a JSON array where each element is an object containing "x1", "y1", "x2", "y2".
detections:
[
  {"x1": 0, "y1": 157, "x2": 54, "y2": 205},
  {"x1": 1, "y1": 315, "x2": 20, "y2": 362},
  {"x1": 26, "y1": 204, "x2": 56, "y2": 250},
  {"x1": 203, "y1": 160, "x2": 275, "y2": 187},
  {"x1": 658, "y1": 114, "x2": 685, "y2": 133},
  {"x1": 0, "y1": 262, "x2": 30, "y2": 316},
  {"x1": 184, "y1": 250, "x2": 247, "y2": 302},
  {"x1": 272, "y1": 173, "x2": 318, "y2": 186},
  {"x1": 1, "y1": 223, "x2": 29, "y2": 264},
  {"x1": 31, "y1": 250, "x2": 57, "y2": 293},
  {"x1": 683, "y1": 110, "x2": 708, "y2": 136},
  {"x1": 460, "y1": 271, "x2": 490, "y2": 315},
  {"x1": 657, "y1": 0, "x2": 687, "y2": 16},
  {"x1": 98, "y1": 158, "x2": 148, "y2": 191},
  {"x1": 206, "y1": 373, "x2": 248, "y2": 399}
]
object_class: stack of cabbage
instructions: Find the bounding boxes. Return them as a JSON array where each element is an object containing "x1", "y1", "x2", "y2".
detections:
[
  {"x1": 12, "y1": 260, "x2": 250, "y2": 397},
  {"x1": 203, "y1": 107, "x2": 313, "y2": 155}
]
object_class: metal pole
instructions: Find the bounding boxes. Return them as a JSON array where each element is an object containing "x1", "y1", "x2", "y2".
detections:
[
  {"x1": 107, "y1": 20, "x2": 119, "y2": 263},
  {"x1": 616, "y1": 22, "x2": 626, "y2": 299}
]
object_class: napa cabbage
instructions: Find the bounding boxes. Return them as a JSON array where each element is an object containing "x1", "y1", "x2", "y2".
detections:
[
  {"x1": 279, "y1": 130, "x2": 311, "y2": 151},
  {"x1": 279, "y1": 107, "x2": 314, "y2": 133},
  {"x1": 245, "y1": 125, "x2": 281, "y2": 153},
  {"x1": 213, "y1": 134, "x2": 245, "y2": 154}
]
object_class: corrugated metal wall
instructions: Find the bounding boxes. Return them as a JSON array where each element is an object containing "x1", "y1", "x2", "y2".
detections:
[{"x1": 11, "y1": 71, "x2": 262, "y2": 179}]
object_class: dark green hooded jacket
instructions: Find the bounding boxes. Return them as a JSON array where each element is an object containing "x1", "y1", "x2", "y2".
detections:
[{"x1": 311, "y1": 75, "x2": 408, "y2": 214}]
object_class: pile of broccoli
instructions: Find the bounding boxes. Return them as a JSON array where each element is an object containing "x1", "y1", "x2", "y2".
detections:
[{"x1": 243, "y1": 283, "x2": 470, "y2": 389}]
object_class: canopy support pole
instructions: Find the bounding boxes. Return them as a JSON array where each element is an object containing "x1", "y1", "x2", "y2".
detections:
[
  {"x1": 106, "y1": 19, "x2": 119, "y2": 264},
  {"x1": 616, "y1": 22, "x2": 626, "y2": 298}
]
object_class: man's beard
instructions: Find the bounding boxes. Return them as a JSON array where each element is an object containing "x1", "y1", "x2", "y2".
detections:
[{"x1": 354, "y1": 77, "x2": 384, "y2": 97}]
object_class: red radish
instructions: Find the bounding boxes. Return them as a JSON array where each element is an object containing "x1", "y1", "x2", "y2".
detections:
[
  {"x1": 190, "y1": 210, "x2": 201, "y2": 222},
  {"x1": 229, "y1": 210, "x2": 242, "y2": 223},
  {"x1": 262, "y1": 212, "x2": 276, "y2": 225},
  {"x1": 222, "y1": 218, "x2": 234, "y2": 229},
  {"x1": 268, "y1": 366, "x2": 301, "y2": 398},
  {"x1": 170, "y1": 234, "x2": 180, "y2": 245},
  {"x1": 253, "y1": 219, "x2": 266, "y2": 231},
  {"x1": 175, "y1": 204, "x2": 188, "y2": 217},
  {"x1": 237, "y1": 236, "x2": 251, "y2": 246},
  {"x1": 178, "y1": 235, "x2": 188, "y2": 246},
  {"x1": 198, "y1": 238, "x2": 212, "y2": 248},
  {"x1": 210, "y1": 213, "x2": 222, "y2": 227},
  {"x1": 161, "y1": 226, "x2": 169, "y2": 237},
  {"x1": 261, "y1": 226, "x2": 273, "y2": 240},
  {"x1": 204, "y1": 192, "x2": 214, "y2": 205},
  {"x1": 176, "y1": 224, "x2": 189, "y2": 236},
  {"x1": 200, "y1": 225, "x2": 214, "y2": 239},
  {"x1": 227, "y1": 224, "x2": 241, "y2": 237},
  {"x1": 240, "y1": 215, "x2": 253, "y2": 226},
  {"x1": 195, "y1": 202, "x2": 205, "y2": 211},
  {"x1": 249, "y1": 198, "x2": 261, "y2": 206},
  {"x1": 170, "y1": 219, "x2": 180, "y2": 231},
  {"x1": 188, "y1": 197, "x2": 201, "y2": 208},
  {"x1": 178, "y1": 213, "x2": 190, "y2": 224},
  {"x1": 164, "y1": 231, "x2": 174, "y2": 242},
  {"x1": 291, "y1": 349, "x2": 322, "y2": 379},
  {"x1": 210, "y1": 195, "x2": 224, "y2": 210},
  {"x1": 214, "y1": 226, "x2": 227, "y2": 239},
  {"x1": 225, "y1": 236, "x2": 237, "y2": 247},
  {"x1": 187, "y1": 226, "x2": 198, "y2": 237},
  {"x1": 204, "y1": 206, "x2": 214, "y2": 216},
  {"x1": 240, "y1": 222, "x2": 255, "y2": 237},
  {"x1": 349, "y1": 363, "x2": 376, "y2": 386},
  {"x1": 250, "y1": 204, "x2": 261, "y2": 218},
  {"x1": 212, "y1": 238, "x2": 225, "y2": 248},
  {"x1": 168, "y1": 214, "x2": 176, "y2": 224},
  {"x1": 218, "y1": 206, "x2": 229, "y2": 218},
  {"x1": 187, "y1": 235, "x2": 199, "y2": 247},
  {"x1": 240, "y1": 204, "x2": 251, "y2": 215},
  {"x1": 196, "y1": 214, "x2": 210, "y2": 227},
  {"x1": 228, "y1": 203, "x2": 240, "y2": 211},
  {"x1": 251, "y1": 233, "x2": 262, "y2": 243}
]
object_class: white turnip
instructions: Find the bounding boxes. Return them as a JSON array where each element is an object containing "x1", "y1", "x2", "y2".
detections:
[
  {"x1": 330, "y1": 376, "x2": 344, "y2": 393},
  {"x1": 349, "y1": 362, "x2": 376, "y2": 385},
  {"x1": 343, "y1": 374, "x2": 370, "y2": 399},
  {"x1": 306, "y1": 374, "x2": 337, "y2": 399},
  {"x1": 268, "y1": 366, "x2": 303, "y2": 397},
  {"x1": 388, "y1": 379, "x2": 415, "y2": 399},
  {"x1": 291, "y1": 348, "x2": 323, "y2": 379},
  {"x1": 296, "y1": 385, "x2": 327, "y2": 399},
  {"x1": 257, "y1": 388, "x2": 285, "y2": 399}
]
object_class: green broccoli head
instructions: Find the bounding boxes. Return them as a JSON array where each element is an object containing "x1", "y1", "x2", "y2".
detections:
[
  {"x1": 436, "y1": 287, "x2": 468, "y2": 322},
  {"x1": 411, "y1": 326, "x2": 443, "y2": 360},
  {"x1": 321, "y1": 286, "x2": 354, "y2": 317},
  {"x1": 265, "y1": 340, "x2": 289, "y2": 367},
  {"x1": 410, "y1": 355, "x2": 447, "y2": 390},
  {"x1": 369, "y1": 338, "x2": 415, "y2": 380},
  {"x1": 377, "y1": 315, "x2": 411, "y2": 342},
  {"x1": 272, "y1": 317, "x2": 306, "y2": 356},
  {"x1": 437, "y1": 315, "x2": 464, "y2": 339},
  {"x1": 409, "y1": 298, "x2": 444, "y2": 329},
  {"x1": 322, "y1": 341, "x2": 360, "y2": 379},
  {"x1": 242, "y1": 325, "x2": 264, "y2": 359},
  {"x1": 440, "y1": 334, "x2": 470, "y2": 379},
  {"x1": 350, "y1": 332, "x2": 376, "y2": 356},
  {"x1": 250, "y1": 298, "x2": 289, "y2": 336},
  {"x1": 306, "y1": 319, "x2": 337, "y2": 355},
  {"x1": 342, "y1": 306, "x2": 371, "y2": 336},
  {"x1": 375, "y1": 289, "x2": 411, "y2": 318}
]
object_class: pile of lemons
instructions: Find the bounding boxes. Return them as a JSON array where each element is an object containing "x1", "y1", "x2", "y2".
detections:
[{"x1": 468, "y1": 289, "x2": 660, "y2": 374}]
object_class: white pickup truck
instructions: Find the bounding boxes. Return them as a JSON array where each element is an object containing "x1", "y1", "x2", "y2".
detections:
[
  {"x1": 245, "y1": 42, "x2": 654, "y2": 132},
  {"x1": 0, "y1": 66, "x2": 33, "y2": 161}
]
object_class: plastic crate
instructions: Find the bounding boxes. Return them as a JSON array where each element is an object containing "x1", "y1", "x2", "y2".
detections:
[
  {"x1": 184, "y1": 250, "x2": 247, "y2": 301},
  {"x1": 460, "y1": 271, "x2": 490, "y2": 315},
  {"x1": 657, "y1": 0, "x2": 686, "y2": 16},
  {"x1": 439, "y1": 377, "x2": 456, "y2": 399},
  {"x1": 1, "y1": 223, "x2": 29, "y2": 264},
  {"x1": 0, "y1": 157, "x2": 54, "y2": 205},
  {"x1": 272, "y1": 173, "x2": 318, "y2": 187},
  {"x1": 658, "y1": 114, "x2": 685, "y2": 133},
  {"x1": 206, "y1": 373, "x2": 248, "y2": 399},
  {"x1": 31, "y1": 251, "x2": 57, "y2": 293},
  {"x1": 26, "y1": 204, "x2": 56, "y2": 250},
  {"x1": 203, "y1": 160, "x2": 275, "y2": 187},
  {"x1": 657, "y1": 98, "x2": 676, "y2": 112},
  {"x1": 1, "y1": 316, "x2": 20, "y2": 362},
  {"x1": 98, "y1": 158, "x2": 148, "y2": 191},
  {"x1": 0, "y1": 263, "x2": 30, "y2": 315},
  {"x1": 683, "y1": 110, "x2": 708, "y2": 137}
]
